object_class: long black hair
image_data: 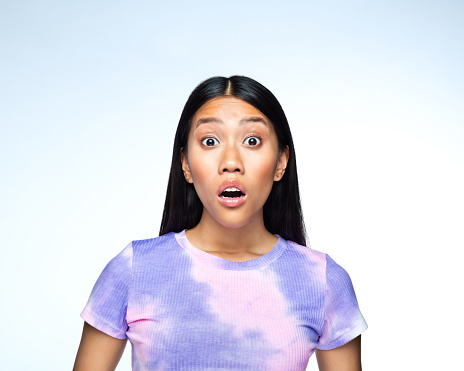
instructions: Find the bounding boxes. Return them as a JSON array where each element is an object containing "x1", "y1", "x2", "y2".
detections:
[{"x1": 159, "y1": 76, "x2": 306, "y2": 246}]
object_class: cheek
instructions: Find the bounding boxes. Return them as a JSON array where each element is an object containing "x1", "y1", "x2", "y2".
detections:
[
  {"x1": 256, "y1": 161, "x2": 277, "y2": 179},
  {"x1": 187, "y1": 151, "x2": 215, "y2": 190},
  {"x1": 248, "y1": 152, "x2": 279, "y2": 182},
  {"x1": 190, "y1": 162, "x2": 211, "y2": 183}
]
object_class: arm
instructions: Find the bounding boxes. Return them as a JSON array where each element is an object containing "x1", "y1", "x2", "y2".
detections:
[
  {"x1": 73, "y1": 322, "x2": 127, "y2": 371},
  {"x1": 315, "y1": 335, "x2": 362, "y2": 371}
]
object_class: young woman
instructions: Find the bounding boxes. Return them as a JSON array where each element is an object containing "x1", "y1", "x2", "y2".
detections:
[{"x1": 73, "y1": 76, "x2": 367, "y2": 371}]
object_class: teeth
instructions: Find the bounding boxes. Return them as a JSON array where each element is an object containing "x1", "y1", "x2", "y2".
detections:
[{"x1": 220, "y1": 186, "x2": 245, "y2": 198}]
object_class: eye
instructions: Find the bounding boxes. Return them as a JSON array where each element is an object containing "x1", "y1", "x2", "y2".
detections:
[
  {"x1": 201, "y1": 137, "x2": 219, "y2": 146},
  {"x1": 244, "y1": 136, "x2": 261, "y2": 146}
]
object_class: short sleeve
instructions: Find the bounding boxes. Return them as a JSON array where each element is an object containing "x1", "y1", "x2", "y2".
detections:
[
  {"x1": 317, "y1": 255, "x2": 368, "y2": 350},
  {"x1": 80, "y1": 243, "x2": 133, "y2": 339}
]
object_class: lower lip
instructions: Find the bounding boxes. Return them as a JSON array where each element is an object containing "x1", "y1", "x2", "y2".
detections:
[{"x1": 217, "y1": 194, "x2": 247, "y2": 207}]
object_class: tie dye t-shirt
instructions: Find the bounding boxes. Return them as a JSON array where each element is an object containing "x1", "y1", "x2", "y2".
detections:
[{"x1": 81, "y1": 231, "x2": 367, "y2": 370}]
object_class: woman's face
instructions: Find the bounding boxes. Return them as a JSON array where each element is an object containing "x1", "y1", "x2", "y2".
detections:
[{"x1": 181, "y1": 97, "x2": 288, "y2": 230}]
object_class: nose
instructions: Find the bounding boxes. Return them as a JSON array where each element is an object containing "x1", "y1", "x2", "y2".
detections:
[{"x1": 219, "y1": 143, "x2": 244, "y2": 175}]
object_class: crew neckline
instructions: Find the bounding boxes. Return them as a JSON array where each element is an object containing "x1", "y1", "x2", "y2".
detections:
[{"x1": 174, "y1": 230, "x2": 288, "y2": 271}]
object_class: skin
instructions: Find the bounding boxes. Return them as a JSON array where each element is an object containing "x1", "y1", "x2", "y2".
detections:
[
  {"x1": 181, "y1": 96, "x2": 288, "y2": 261},
  {"x1": 316, "y1": 335, "x2": 362, "y2": 371},
  {"x1": 73, "y1": 96, "x2": 362, "y2": 370},
  {"x1": 73, "y1": 322, "x2": 127, "y2": 371}
]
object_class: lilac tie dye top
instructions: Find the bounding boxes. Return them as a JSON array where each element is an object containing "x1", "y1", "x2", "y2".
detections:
[{"x1": 81, "y1": 231, "x2": 367, "y2": 370}]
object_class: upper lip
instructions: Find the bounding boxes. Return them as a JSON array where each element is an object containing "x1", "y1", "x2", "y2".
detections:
[{"x1": 217, "y1": 180, "x2": 246, "y2": 196}]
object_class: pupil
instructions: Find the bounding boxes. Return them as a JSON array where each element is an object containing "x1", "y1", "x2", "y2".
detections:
[
  {"x1": 249, "y1": 138, "x2": 257, "y2": 145},
  {"x1": 207, "y1": 139, "x2": 215, "y2": 146}
]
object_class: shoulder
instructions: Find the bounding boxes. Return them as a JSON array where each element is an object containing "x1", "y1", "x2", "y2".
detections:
[
  {"x1": 286, "y1": 242, "x2": 369, "y2": 350},
  {"x1": 324, "y1": 254, "x2": 354, "y2": 288},
  {"x1": 128, "y1": 232, "x2": 189, "y2": 271},
  {"x1": 131, "y1": 232, "x2": 175, "y2": 247},
  {"x1": 285, "y1": 239, "x2": 351, "y2": 269},
  {"x1": 130, "y1": 232, "x2": 178, "y2": 256},
  {"x1": 283, "y1": 240, "x2": 356, "y2": 287},
  {"x1": 284, "y1": 239, "x2": 328, "y2": 268}
]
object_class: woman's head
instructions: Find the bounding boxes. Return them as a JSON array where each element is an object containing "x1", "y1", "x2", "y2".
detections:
[{"x1": 160, "y1": 76, "x2": 306, "y2": 246}]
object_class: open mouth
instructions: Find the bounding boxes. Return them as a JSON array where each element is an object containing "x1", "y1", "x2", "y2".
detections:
[{"x1": 219, "y1": 187, "x2": 246, "y2": 198}]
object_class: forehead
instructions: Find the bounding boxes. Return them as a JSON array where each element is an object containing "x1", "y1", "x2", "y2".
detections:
[{"x1": 192, "y1": 97, "x2": 268, "y2": 122}]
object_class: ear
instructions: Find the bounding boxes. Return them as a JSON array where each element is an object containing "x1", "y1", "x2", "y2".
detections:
[
  {"x1": 274, "y1": 146, "x2": 289, "y2": 182},
  {"x1": 180, "y1": 148, "x2": 193, "y2": 183}
]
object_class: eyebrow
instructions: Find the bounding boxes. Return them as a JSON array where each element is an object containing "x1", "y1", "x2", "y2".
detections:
[{"x1": 195, "y1": 116, "x2": 268, "y2": 128}]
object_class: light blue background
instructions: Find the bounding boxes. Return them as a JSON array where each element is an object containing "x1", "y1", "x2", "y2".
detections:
[{"x1": 1, "y1": 1, "x2": 463, "y2": 369}]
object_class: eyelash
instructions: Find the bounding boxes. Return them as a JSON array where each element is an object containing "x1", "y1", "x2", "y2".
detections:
[
  {"x1": 244, "y1": 136, "x2": 261, "y2": 146},
  {"x1": 201, "y1": 137, "x2": 219, "y2": 146},
  {"x1": 200, "y1": 136, "x2": 262, "y2": 147}
]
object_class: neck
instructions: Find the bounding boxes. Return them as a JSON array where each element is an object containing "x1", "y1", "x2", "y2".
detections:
[{"x1": 185, "y1": 212, "x2": 277, "y2": 261}]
